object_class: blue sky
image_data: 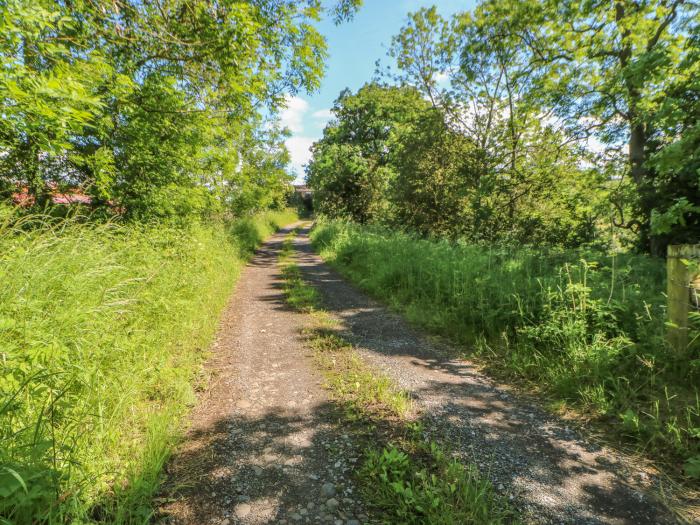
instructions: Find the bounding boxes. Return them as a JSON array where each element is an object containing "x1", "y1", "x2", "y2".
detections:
[{"x1": 281, "y1": 0, "x2": 476, "y2": 182}]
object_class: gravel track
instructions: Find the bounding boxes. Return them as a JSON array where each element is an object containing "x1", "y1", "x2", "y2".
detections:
[
  {"x1": 294, "y1": 225, "x2": 683, "y2": 525},
  {"x1": 159, "y1": 226, "x2": 367, "y2": 525},
  {"x1": 159, "y1": 224, "x2": 685, "y2": 525}
]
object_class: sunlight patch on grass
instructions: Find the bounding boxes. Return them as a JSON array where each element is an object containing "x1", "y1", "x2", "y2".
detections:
[{"x1": 0, "y1": 208, "x2": 297, "y2": 524}]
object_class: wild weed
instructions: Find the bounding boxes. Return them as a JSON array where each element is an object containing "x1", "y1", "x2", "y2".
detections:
[
  {"x1": 360, "y1": 440, "x2": 515, "y2": 525},
  {"x1": 311, "y1": 219, "x2": 700, "y2": 481}
]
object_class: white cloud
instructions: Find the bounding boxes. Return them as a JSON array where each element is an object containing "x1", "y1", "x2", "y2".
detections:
[
  {"x1": 278, "y1": 95, "x2": 327, "y2": 181},
  {"x1": 279, "y1": 95, "x2": 309, "y2": 133},
  {"x1": 435, "y1": 71, "x2": 450, "y2": 85},
  {"x1": 286, "y1": 136, "x2": 315, "y2": 182},
  {"x1": 311, "y1": 109, "x2": 333, "y2": 123}
]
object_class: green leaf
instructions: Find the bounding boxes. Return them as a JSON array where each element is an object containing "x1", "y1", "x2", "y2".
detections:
[
  {"x1": 1, "y1": 467, "x2": 28, "y2": 495},
  {"x1": 684, "y1": 456, "x2": 700, "y2": 480}
]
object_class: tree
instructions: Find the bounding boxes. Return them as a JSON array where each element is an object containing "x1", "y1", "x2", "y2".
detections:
[
  {"x1": 0, "y1": 0, "x2": 363, "y2": 217},
  {"x1": 385, "y1": 1, "x2": 698, "y2": 252},
  {"x1": 110, "y1": 74, "x2": 210, "y2": 219},
  {"x1": 225, "y1": 124, "x2": 294, "y2": 215},
  {"x1": 306, "y1": 83, "x2": 431, "y2": 223},
  {"x1": 647, "y1": 23, "x2": 700, "y2": 246},
  {"x1": 385, "y1": 6, "x2": 608, "y2": 245},
  {"x1": 391, "y1": 108, "x2": 488, "y2": 238},
  {"x1": 0, "y1": 1, "x2": 112, "y2": 204},
  {"x1": 472, "y1": 0, "x2": 698, "y2": 252}
]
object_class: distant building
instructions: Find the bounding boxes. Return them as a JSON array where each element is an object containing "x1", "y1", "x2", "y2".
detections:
[
  {"x1": 11, "y1": 183, "x2": 93, "y2": 207},
  {"x1": 293, "y1": 185, "x2": 312, "y2": 199},
  {"x1": 291, "y1": 184, "x2": 313, "y2": 214}
]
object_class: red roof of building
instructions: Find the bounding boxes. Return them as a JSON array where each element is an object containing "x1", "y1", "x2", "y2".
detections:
[{"x1": 11, "y1": 184, "x2": 93, "y2": 207}]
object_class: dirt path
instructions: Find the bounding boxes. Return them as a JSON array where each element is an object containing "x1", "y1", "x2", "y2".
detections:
[
  {"x1": 160, "y1": 225, "x2": 682, "y2": 525},
  {"x1": 159, "y1": 226, "x2": 367, "y2": 524}
]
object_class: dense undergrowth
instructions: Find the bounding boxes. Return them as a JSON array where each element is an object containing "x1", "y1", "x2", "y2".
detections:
[
  {"x1": 0, "y1": 207, "x2": 297, "y2": 524},
  {"x1": 310, "y1": 220, "x2": 700, "y2": 482}
]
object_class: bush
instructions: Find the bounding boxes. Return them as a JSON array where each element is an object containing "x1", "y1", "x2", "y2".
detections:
[
  {"x1": 0, "y1": 207, "x2": 296, "y2": 523},
  {"x1": 311, "y1": 220, "x2": 700, "y2": 480}
]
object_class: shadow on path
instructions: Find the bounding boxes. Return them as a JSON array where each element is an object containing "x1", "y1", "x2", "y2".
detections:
[{"x1": 158, "y1": 226, "x2": 367, "y2": 525}]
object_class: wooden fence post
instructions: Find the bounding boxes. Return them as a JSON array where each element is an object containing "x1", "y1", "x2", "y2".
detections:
[{"x1": 667, "y1": 244, "x2": 700, "y2": 351}]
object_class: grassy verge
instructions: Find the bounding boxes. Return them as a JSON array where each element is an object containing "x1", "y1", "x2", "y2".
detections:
[
  {"x1": 278, "y1": 233, "x2": 516, "y2": 524},
  {"x1": 309, "y1": 220, "x2": 700, "y2": 485},
  {"x1": 0, "y1": 207, "x2": 297, "y2": 524}
]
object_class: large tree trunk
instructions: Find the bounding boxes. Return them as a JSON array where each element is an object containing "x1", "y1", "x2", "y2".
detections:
[
  {"x1": 629, "y1": 123, "x2": 667, "y2": 255},
  {"x1": 615, "y1": 2, "x2": 659, "y2": 254},
  {"x1": 629, "y1": 123, "x2": 646, "y2": 186}
]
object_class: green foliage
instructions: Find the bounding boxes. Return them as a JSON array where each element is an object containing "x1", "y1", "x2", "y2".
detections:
[
  {"x1": 391, "y1": 109, "x2": 486, "y2": 238},
  {"x1": 307, "y1": 79, "x2": 606, "y2": 245},
  {"x1": 226, "y1": 128, "x2": 295, "y2": 216},
  {"x1": 0, "y1": 207, "x2": 296, "y2": 523},
  {"x1": 312, "y1": 220, "x2": 700, "y2": 479},
  {"x1": 307, "y1": 83, "x2": 432, "y2": 224},
  {"x1": 330, "y1": 0, "x2": 364, "y2": 24},
  {"x1": 0, "y1": 0, "x2": 360, "y2": 217},
  {"x1": 360, "y1": 441, "x2": 513, "y2": 524},
  {"x1": 0, "y1": 0, "x2": 116, "y2": 203},
  {"x1": 110, "y1": 74, "x2": 210, "y2": 219},
  {"x1": 647, "y1": 24, "x2": 700, "y2": 247},
  {"x1": 307, "y1": 0, "x2": 697, "y2": 252},
  {"x1": 527, "y1": 0, "x2": 700, "y2": 253},
  {"x1": 651, "y1": 198, "x2": 700, "y2": 236},
  {"x1": 369, "y1": 0, "x2": 699, "y2": 251},
  {"x1": 380, "y1": 5, "x2": 612, "y2": 245},
  {"x1": 686, "y1": 455, "x2": 700, "y2": 480}
]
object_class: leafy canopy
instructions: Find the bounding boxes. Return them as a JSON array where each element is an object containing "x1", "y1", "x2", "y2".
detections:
[{"x1": 0, "y1": 0, "x2": 362, "y2": 217}]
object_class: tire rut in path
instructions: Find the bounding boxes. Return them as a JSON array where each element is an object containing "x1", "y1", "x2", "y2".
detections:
[
  {"x1": 292, "y1": 226, "x2": 683, "y2": 525},
  {"x1": 159, "y1": 226, "x2": 366, "y2": 525}
]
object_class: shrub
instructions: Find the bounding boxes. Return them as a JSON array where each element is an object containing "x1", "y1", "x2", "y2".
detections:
[
  {"x1": 311, "y1": 220, "x2": 700, "y2": 480},
  {"x1": 360, "y1": 442, "x2": 512, "y2": 524}
]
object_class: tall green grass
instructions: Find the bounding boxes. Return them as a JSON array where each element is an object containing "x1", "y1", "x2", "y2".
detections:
[
  {"x1": 311, "y1": 220, "x2": 700, "y2": 481},
  {"x1": 0, "y1": 207, "x2": 296, "y2": 524}
]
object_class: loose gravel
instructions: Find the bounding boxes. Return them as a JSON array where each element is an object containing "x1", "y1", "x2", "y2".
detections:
[
  {"x1": 158, "y1": 226, "x2": 367, "y2": 524},
  {"x1": 158, "y1": 224, "x2": 688, "y2": 525}
]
